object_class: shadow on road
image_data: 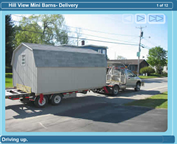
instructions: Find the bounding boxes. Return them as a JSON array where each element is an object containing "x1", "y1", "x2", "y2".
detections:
[
  {"x1": 105, "y1": 89, "x2": 162, "y2": 97},
  {"x1": 143, "y1": 78, "x2": 168, "y2": 84},
  {"x1": 5, "y1": 89, "x2": 166, "y2": 124}
]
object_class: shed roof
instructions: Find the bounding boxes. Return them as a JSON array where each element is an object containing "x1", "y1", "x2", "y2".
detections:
[
  {"x1": 23, "y1": 43, "x2": 101, "y2": 54},
  {"x1": 12, "y1": 43, "x2": 107, "y2": 68}
]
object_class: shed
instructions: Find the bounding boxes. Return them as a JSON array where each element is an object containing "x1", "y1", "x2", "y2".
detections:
[{"x1": 11, "y1": 43, "x2": 107, "y2": 95}]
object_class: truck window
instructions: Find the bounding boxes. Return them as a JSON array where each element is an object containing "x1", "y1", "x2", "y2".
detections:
[
  {"x1": 113, "y1": 69, "x2": 121, "y2": 76},
  {"x1": 127, "y1": 70, "x2": 135, "y2": 77}
]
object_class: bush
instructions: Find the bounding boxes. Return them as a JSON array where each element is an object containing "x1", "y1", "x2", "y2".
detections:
[
  {"x1": 6, "y1": 66, "x2": 12, "y2": 73},
  {"x1": 140, "y1": 67, "x2": 155, "y2": 76},
  {"x1": 162, "y1": 71, "x2": 168, "y2": 77}
]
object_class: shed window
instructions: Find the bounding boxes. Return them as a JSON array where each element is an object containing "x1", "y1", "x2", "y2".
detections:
[
  {"x1": 102, "y1": 50, "x2": 106, "y2": 55},
  {"x1": 21, "y1": 54, "x2": 26, "y2": 66}
]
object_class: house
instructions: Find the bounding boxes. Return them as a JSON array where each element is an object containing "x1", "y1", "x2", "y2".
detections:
[
  {"x1": 61, "y1": 44, "x2": 108, "y2": 59},
  {"x1": 107, "y1": 59, "x2": 149, "y2": 74},
  {"x1": 11, "y1": 43, "x2": 107, "y2": 95},
  {"x1": 79, "y1": 45, "x2": 108, "y2": 59},
  {"x1": 163, "y1": 66, "x2": 168, "y2": 73}
]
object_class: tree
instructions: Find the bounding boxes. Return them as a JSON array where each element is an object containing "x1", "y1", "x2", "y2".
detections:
[
  {"x1": 6, "y1": 15, "x2": 15, "y2": 70},
  {"x1": 147, "y1": 46, "x2": 167, "y2": 74},
  {"x1": 14, "y1": 14, "x2": 69, "y2": 47},
  {"x1": 140, "y1": 66, "x2": 155, "y2": 76}
]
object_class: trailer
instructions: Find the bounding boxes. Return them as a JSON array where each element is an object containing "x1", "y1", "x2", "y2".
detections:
[{"x1": 6, "y1": 43, "x2": 144, "y2": 107}]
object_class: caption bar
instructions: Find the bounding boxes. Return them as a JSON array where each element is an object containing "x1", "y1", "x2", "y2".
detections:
[{"x1": 0, "y1": 136, "x2": 175, "y2": 143}]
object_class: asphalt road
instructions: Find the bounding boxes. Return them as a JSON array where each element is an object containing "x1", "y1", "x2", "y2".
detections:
[{"x1": 5, "y1": 77, "x2": 167, "y2": 132}]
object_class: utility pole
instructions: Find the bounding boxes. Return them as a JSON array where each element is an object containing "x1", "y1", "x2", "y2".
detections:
[{"x1": 136, "y1": 26, "x2": 146, "y2": 76}]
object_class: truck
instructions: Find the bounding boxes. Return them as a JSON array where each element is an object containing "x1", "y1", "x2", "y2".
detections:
[
  {"x1": 93, "y1": 66, "x2": 144, "y2": 96},
  {"x1": 5, "y1": 43, "x2": 144, "y2": 107}
]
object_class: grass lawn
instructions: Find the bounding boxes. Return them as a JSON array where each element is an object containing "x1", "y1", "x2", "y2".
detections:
[
  {"x1": 125, "y1": 92, "x2": 168, "y2": 109},
  {"x1": 139, "y1": 76, "x2": 162, "y2": 79},
  {"x1": 5, "y1": 73, "x2": 13, "y2": 88},
  {"x1": 139, "y1": 73, "x2": 166, "y2": 79}
]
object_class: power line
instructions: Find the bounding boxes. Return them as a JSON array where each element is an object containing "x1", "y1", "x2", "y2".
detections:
[
  {"x1": 12, "y1": 15, "x2": 138, "y2": 37},
  {"x1": 12, "y1": 20, "x2": 139, "y2": 44},
  {"x1": 64, "y1": 25, "x2": 138, "y2": 37},
  {"x1": 78, "y1": 33, "x2": 138, "y2": 44},
  {"x1": 143, "y1": 38, "x2": 160, "y2": 47},
  {"x1": 15, "y1": 28, "x2": 139, "y2": 46}
]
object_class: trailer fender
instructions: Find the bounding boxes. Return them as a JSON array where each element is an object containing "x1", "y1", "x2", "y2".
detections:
[
  {"x1": 103, "y1": 86, "x2": 109, "y2": 94},
  {"x1": 39, "y1": 93, "x2": 44, "y2": 104}
]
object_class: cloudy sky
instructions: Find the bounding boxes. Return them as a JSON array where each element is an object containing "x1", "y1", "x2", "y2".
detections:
[{"x1": 12, "y1": 14, "x2": 168, "y2": 60}]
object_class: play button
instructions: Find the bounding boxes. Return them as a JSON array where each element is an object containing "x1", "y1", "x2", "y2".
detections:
[
  {"x1": 135, "y1": 14, "x2": 146, "y2": 24},
  {"x1": 137, "y1": 15, "x2": 145, "y2": 21}
]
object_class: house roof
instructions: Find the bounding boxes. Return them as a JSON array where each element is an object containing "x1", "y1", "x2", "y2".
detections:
[
  {"x1": 61, "y1": 44, "x2": 108, "y2": 49},
  {"x1": 80, "y1": 45, "x2": 108, "y2": 49},
  {"x1": 11, "y1": 43, "x2": 107, "y2": 68},
  {"x1": 107, "y1": 59, "x2": 149, "y2": 65}
]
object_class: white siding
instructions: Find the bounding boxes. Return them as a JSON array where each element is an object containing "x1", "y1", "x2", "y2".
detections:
[
  {"x1": 37, "y1": 67, "x2": 106, "y2": 95},
  {"x1": 12, "y1": 45, "x2": 37, "y2": 93}
]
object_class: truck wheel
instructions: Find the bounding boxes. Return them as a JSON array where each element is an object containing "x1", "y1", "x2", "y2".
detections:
[
  {"x1": 135, "y1": 82, "x2": 141, "y2": 91},
  {"x1": 51, "y1": 94, "x2": 62, "y2": 105},
  {"x1": 34, "y1": 96, "x2": 48, "y2": 107},
  {"x1": 112, "y1": 85, "x2": 119, "y2": 96}
]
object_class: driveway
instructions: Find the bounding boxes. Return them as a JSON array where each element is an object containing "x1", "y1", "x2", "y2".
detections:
[{"x1": 5, "y1": 77, "x2": 168, "y2": 132}]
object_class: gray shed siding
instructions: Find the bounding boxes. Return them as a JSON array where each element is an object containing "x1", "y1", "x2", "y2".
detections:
[
  {"x1": 36, "y1": 67, "x2": 106, "y2": 95},
  {"x1": 12, "y1": 45, "x2": 37, "y2": 92},
  {"x1": 12, "y1": 43, "x2": 107, "y2": 95}
]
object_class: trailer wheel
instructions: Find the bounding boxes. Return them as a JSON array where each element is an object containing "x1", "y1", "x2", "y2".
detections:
[
  {"x1": 135, "y1": 82, "x2": 141, "y2": 91},
  {"x1": 51, "y1": 94, "x2": 62, "y2": 105},
  {"x1": 112, "y1": 85, "x2": 119, "y2": 96},
  {"x1": 34, "y1": 95, "x2": 48, "y2": 107}
]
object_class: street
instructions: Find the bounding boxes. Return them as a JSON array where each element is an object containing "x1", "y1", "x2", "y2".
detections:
[{"x1": 5, "y1": 77, "x2": 167, "y2": 132}]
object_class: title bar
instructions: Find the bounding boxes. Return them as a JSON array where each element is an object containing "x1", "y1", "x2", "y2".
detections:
[{"x1": 0, "y1": 2, "x2": 174, "y2": 10}]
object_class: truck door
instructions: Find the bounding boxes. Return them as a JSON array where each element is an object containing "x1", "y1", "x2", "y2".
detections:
[{"x1": 126, "y1": 70, "x2": 137, "y2": 87}]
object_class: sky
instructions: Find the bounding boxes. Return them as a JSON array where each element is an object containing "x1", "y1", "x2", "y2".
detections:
[{"x1": 11, "y1": 14, "x2": 168, "y2": 60}]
